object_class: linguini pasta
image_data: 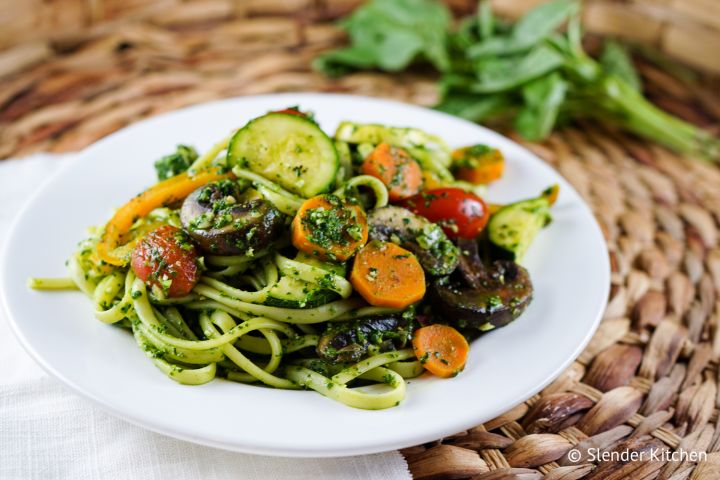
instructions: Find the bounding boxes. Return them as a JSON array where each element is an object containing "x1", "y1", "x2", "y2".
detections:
[{"x1": 43, "y1": 235, "x2": 423, "y2": 409}]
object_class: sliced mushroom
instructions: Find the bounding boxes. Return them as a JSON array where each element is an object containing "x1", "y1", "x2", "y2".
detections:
[
  {"x1": 317, "y1": 314, "x2": 414, "y2": 364},
  {"x1": 432, "y1": 239, "x2": 533, "y2": 332},
  {"x1": 368, "y1": 206, "x2": 459, "y2": 276},
  {"x1": 180, "y1": 180, "x2": 284, "y2": 255}
]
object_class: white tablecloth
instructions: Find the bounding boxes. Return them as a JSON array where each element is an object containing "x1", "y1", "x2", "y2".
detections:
[{"x1": 0, "y1": 154, "x2": 411, "y2": 480}]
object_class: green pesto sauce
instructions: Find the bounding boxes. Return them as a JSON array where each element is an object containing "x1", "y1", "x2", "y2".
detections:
[{"x1": 301, "y1": 195, "x2": 363, "y2": 250}]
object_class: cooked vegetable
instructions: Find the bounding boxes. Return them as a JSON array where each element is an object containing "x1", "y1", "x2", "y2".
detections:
[
  {"x1": 317, "y1": 0, "x2": 720, "y2": 161},
  {"x1": 432, "y1": 239, "x2": 533, "y2": 332},
  {"x1": 264, "y1": 276, "x2": 339, "y2": 308},
  {"x1": 154, "y1": 145, "x2": 198, "y2": 181},
  {"x1": 180, "y1": 180, "x2": 284, "y2": 255},
  {"x1": 412, "y1": 324, "x2": 469, "y2": 378},
  {"x1": 292, "y1": 195, "x2": 368, "y2": 261},
  {"x1": 334, "y1": 121, "x2": 454, "y2": 178},
  {"x1": 452, "y1": 144, "x2": 504, "y2": 184},
  {"x1": 421, "y1": 170, "x2": 445, "y2": 190},
  {"x1": 131, "y1": 225, "x2": 201, "y2": 298},
  {"x1": 227, "y1": 112, "x2": 339, "y2": 197},
  {"x1": 361, "y1": 143, "x2": 423, "y2": 201},
  {"x1": 368, "y1": 205, "x2": 458, "y2": 276},
  {"x1": 271, "y1": 106, "x2": 309, "y2": 118},
  {"x1": 265, "y1": 252, "x2": 346, "y2": 308},
  {"x1": 350, "y1": 240, "x2": 426, "y2": 308},
  {"x1": 488, "y1": 195, "x2": 552, "y2": 261},
  {"x1": 317, "y1": 314, "x2": 413, "y2": 363},
  {"x1": 542, "y1": 184, "x2": 560, "y2": 206},
  {"x1": 401, "y1": 188, "x2": 489, "y2": 239},
  {"x1": 97, "y1": 168, "x2": 230, "y2": 266}
]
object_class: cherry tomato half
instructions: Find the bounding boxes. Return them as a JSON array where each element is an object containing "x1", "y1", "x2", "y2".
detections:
[
  {"x1": 131, "y1": 225, "x2": 201, "y2": 298},
  {"x1": 401, "y1": 188, "x2": 489, "y2": 239},
  {"x1": 272, "y1": 107, "x2": 307, "y2": 117}
]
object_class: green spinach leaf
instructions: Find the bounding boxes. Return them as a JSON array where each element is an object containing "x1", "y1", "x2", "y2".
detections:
[
  {"x1": 514, "y1": 73, "x2": 568, "y2": 140},
  {"x1": 471, "y1": 44, "x2": 565, "y2": 93},
  {"x1": 313, "y1": 0, "x2": 450, "y2": 76},
  {"x1": 468, "y1": 0, "x2": 578, "y2": 58},
  {"x1": 436, "y1": 92, "x2": 515, "y2": 122},
  {"x1": 601, "y1": 40, "x2": 642, "y2": 91}
]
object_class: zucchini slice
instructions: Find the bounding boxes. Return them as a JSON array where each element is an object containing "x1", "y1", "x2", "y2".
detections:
[
  {"x1": 264, "y1": 252, "x2": 345, "y2": 308},
  {"x1": 263, "y1": 276, "x2": 339, "y2": 309},
  {"x1": 488, "y1": 197, "x2": 551, "y2": 261},
  {"x1": 294, "y1": 251, "x2": 346, "y2": 277},
  {"x1": 228, "y1": 113, "x2": 339, "y2": 198}
]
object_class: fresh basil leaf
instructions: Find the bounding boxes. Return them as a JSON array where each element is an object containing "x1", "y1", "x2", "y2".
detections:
[
  {"x1": 566, "y1": 10, "x2": 583, "y2": 57},
  {"x1": 312, "y1": 46, "x2": 378, "y2": 77},
  {"x1": 468, "y1": 0, "x2": 578, "y2": 58},
  {"x1": 601, "y1": 40, "x2": 642, "y2": 91},
  {"x1": 435, "y1": 92, "x2": 515, "y2": 122},
  {"x1": 314, "y1": 0, "x2": 450, "y2": 76},
  {"x1": 470, "y1": 44, "x2": 564, "y2": 93},
  {"x1": 513, "y1": 0, "x2": 579, "y2": 44},
  {"x1": 514, "y1": 72, "x2": 567, "y2": 140},
  {"x1": 477, "y1": 0, "x2": 494, "y2": 40}
]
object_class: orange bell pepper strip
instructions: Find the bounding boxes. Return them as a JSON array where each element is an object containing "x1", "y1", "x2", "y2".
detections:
[{"x1": 96, "y1": 169, "x2": 231, "y2": 266}]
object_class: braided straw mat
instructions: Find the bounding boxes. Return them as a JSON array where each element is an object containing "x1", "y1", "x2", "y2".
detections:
[{"x1": 2, "y1": 1, "x2": 720, "y2": 478}]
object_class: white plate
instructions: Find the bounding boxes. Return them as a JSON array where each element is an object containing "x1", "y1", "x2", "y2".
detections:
[{"x1": 1, "y1": 93, "x2": 609, "y2": 457}]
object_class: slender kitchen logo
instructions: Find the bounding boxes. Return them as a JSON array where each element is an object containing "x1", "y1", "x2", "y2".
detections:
[{"x1": 567, "y1": 448, "x2": 707, "y2": 463}]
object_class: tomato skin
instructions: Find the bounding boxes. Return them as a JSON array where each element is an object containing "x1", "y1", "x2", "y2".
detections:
[
  {"x1": 401, "y1": 188, "x2": 489, "y2": 239},
  {"x1": 131, "y1": 225, "x2": 201, "y2": 298},
  {"x1": 271, "y1": 107, "x2": 306, "y2": 117}
]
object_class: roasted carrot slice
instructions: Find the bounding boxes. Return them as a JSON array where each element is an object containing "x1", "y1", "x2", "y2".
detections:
[
  {"x1": 361, "y1": 143, "x2": 423, "y2": 201},
  {"x1": 350, "y1": 240, "x2": 425, "y2": 309},
  {"x1": 292, "y1": 194, "x2": 368, "y2": 261},
  {"x1": 452, "y1": 145, "x2": 505, "y2": 185},
  {"x1": 97, "y1": 168, "x2": 230, "y2": 266},
  {"x1": 412, "y1": 324, "x2": 470, "y2": 378}
]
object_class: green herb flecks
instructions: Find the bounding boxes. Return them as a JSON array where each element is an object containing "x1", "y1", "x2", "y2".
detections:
[{"x1": 154, "y1": 145, "x2": 199, "y2": 180}]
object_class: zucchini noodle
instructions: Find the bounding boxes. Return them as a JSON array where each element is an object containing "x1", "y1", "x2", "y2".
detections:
[
  {"x1": 333, "y1": 175, "x2": 389, "y2": 209},
  {"x1": 27, "y1": 277, "x2": 77, "y2": 290},
  {"x1": 232, "y1": 167, "x2": 304, "y2": 214},
  {"x1": 188, "y1": 134, "x2": 233, "y2": 174},
  {"x1": 274, "y1": 253, "x2": 352, "y2": 298}
]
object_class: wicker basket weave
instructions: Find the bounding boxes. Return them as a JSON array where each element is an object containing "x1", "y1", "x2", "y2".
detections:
[
  {"x1": 1, "y1": 0, "x2": 719, "y2": 73},
  {"x1": 2, "y1": 1, "x2": 720, "y2": 479}
]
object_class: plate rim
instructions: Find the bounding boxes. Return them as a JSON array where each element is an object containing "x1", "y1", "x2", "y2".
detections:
[{"x1": 0, "y1": 92, "x2": 610, "y2": 457}]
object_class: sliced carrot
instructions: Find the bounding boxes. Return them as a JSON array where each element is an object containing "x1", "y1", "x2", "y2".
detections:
[
  {"x1": 412, "y1": 324, "x2": 469, "y2": 378},
  {"x1": 542, "y1": 183, "x2": 560, "y2": 206},
  {"x1": 350, "y1": 240, "x2": 425, "y2": 309},
  {"x1": 361, "y1": 143, "x2": 423, "y2": 201},
  {"x1": 292, "y1": 195, "x2": 368, "y2": 262},
  {"x1": 452, "y1": 145, "x2": 505, "y2": 185},
  {"x1": 97, "y1": 168, "x2": 230, "y2": 266}
]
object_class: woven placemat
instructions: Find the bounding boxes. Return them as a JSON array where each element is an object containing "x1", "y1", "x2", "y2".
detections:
[{"x1": 2, "y1": 1, "x2": 720, "y2": 478}]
